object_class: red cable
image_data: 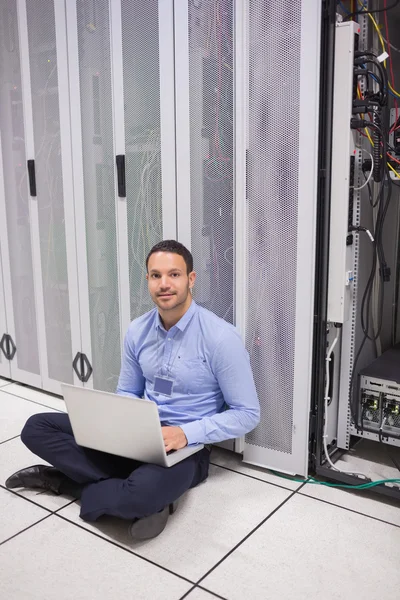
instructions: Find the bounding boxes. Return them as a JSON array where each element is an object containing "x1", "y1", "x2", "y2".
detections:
[{"x1": 383, "y1": 0, "x2": 399, "y2": 132}]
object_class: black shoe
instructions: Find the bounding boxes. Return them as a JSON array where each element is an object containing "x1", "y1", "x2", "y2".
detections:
[
  {"x1": 5, "y1": 465, "x2": 65, "y2": 495},
  {"x1": 129, "y1": 500, "x2": 179, "y2": 541}
]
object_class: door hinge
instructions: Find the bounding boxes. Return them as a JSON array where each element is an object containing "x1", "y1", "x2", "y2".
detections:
[
  {"x1": 0, "y1": 334, "x2": 16, "y2": 360},
  {"x1": 72, "y1": 352, "x2": 93, "y2": 383}
]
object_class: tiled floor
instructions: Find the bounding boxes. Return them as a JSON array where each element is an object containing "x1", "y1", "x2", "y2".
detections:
[{"x1": 1, "y1": 379, "x2": 400, "y2": 599}]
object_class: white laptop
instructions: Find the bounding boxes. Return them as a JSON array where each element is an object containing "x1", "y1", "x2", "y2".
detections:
[{"x1": 61, "y1": 384, "x2": 204, "y2": 468}]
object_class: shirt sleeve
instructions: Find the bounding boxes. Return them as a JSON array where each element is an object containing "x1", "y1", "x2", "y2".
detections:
[
  {"x1": 116, "y1": 325, "x2": 145, "y2": 398},
  {"x1": 180, "y1": 329, "x2": 260, "y2": 445}
]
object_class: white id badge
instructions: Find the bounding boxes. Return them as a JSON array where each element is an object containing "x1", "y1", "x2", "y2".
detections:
[{"x1": 154, "y1": 375, "x2": 174, "y2": 397}]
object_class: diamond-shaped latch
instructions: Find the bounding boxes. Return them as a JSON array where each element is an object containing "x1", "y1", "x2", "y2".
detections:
[
  {"x1": 72, "y1": 352, "x2": 93, "y2": 383},
  {"x1": 0, "y1": 334, "x2": 16, "y2": 360},
  {"x1": 80, "y1": 353, "x2": 93, "y2": 383}
]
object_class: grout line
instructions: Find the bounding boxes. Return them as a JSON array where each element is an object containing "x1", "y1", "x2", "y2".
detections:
[
  {"x1": 298, "y1": 489, "x2": 400, "y2": 529},
  {"x1": 1, "y1": 483, "x2": 82, "y2": 515},
  {"x1": 52, "y1": 499, "x2": 78, "y2": 513},
  {"x1": 0, "y1": 513, "x2": 53, "y2": 547},
  {"x1": 53, "y1": 512, "x2": 197, "y2": 587},
  {"x1": 0, "y1": 388, "x2": 65, "y2": 414},
  {"x1": 210, "y1": 460, "x2": 301, "y2": 492},
  {"x1": 179, "y1": 482, "x2": 308, "y2": 597},
  {"x1": 0, "y1": 434, "x2": 20, "y2": 446},
  {"x1": 196, "y1": 584, "x2": 229, "y2": 600},
  {"x1": 7, "y1": 382, "x2": 62, "y2": 400},
  {"x1": 178, "y1": 584, "x2": 228, "y2": 600}
]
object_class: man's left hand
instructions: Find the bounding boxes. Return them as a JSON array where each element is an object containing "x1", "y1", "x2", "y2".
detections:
[{"x1": 161, "y1": 426, "x2": 188, "y2": 452}]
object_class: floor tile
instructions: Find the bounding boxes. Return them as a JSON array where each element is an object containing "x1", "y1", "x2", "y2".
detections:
[
  {"x1": 0, "y1": 389, "x2": 57, "y2": 443},
  {"x1": 202, "y1": 493, "x2": 400, "y2": 600},
  {"x1": 0, "y1": 487, "x2": 49, "y2": 543},
  {"x1": 300, "y1": 440, "x2": 400, "y2": 527},
  {"x1": 0, "y1": 436, "x2": 75, "y2": 511},
  {"x1": 59, "y1": 464, "x2": 291, "y2": 581},
  {"x1": 300, "y1": 481, "x2": 400, "y2": 527},
  {"x1": 2, "y1": 383, "x2": 66, "y2": 412},
  {"x1": 0, "y1": 516, "x2": 191, "y2": 600},
  {"x1": 185, "y1": 587, "x2": 224, "y2": 600},
  {"x1": 211, "y1": 446, "x2": 303, "y2": 491},
  {"x1": 0, "y1": 378, "x2": 11, "y2": 388}
]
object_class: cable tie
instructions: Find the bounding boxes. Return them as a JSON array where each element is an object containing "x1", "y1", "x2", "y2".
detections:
[
  {"x1": 377, "y1": 52, "x2": 389, "y2": 63},
  {"x1": 365, "y1": 229, "x2": 374, "y2": 243}
]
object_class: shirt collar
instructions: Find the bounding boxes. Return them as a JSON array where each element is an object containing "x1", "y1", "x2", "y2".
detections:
[{"x1": 155, "y1": 299, "x2": 197, "y2": 333}]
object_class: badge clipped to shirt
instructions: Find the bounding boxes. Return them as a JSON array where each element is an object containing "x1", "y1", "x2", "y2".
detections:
[{"x1": 154, "y1": 375, "x2": 174, "y2": 397}]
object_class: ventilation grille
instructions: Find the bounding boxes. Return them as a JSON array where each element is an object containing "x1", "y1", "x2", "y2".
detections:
[
  {"x1": 0, "y1": 0, "x2": 40, "y2": 374},
  {"x1": 245, "y1": 0, "x2": 302, "y2": 453},
  {"x1": 27, "y1": 0, "x2": 72, "y2": 382},
  {"x1": 188, "y1": 0, "x2": 234, "y2": 323},
  {"x1": 76, "y1": 0, "x2": 121, "y2": 391},
  {"x1": 121, "y1": 0, "x2": 163, "y2": 321}
]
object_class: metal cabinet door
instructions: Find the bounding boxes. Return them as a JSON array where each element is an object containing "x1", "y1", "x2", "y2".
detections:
[
  {"x1": 0, "y1": 0, "x2": 41, "y2": 387},
  {"x1": 65, "y1": 0, "x2": 176, "y2": 392},
  {"x1": 19, "y1": 0, "x2": 82, "y2": 393}
]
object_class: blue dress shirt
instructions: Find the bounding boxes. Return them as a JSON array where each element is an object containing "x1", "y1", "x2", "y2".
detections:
[{"x1": 116, "y1": 300, "x2": 260, "y2": 445}]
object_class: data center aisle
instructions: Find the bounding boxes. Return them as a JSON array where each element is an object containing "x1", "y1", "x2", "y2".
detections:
[{"x1": 0, "y1": 378, "x2": 399, "y2": 600}]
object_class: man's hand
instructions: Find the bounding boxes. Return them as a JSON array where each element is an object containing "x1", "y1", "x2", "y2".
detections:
[{"x1": 161, "y1": 426, "x2": 188, "y2": 452}]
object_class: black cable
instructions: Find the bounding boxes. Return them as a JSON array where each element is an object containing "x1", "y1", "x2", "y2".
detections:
[
  {"x1": 344, "y1": 0, "x2": 400, "y2": 22},
  {"x1": 354, "y1": 54, "x2": 389, "y2": 106},
  {"x1": 386, "y1": 448, "x2": 400, "y2": 474}
]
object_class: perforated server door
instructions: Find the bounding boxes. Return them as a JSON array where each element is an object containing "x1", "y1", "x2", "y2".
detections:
[
  {"x1": 120, "y1": 0, "x2": 176, "y2": 325},
  {"x1": 0, "y1": 0, "x2": 41, "y2": 387},
  {"x1": 243, "y1": 1, "x2": 322, "y2": 476},
  {"x1": 18, "y1": 0, "x2": 82, "y2": 394},
  {"x1": 175, "y1": 0, "x2": 235, "y2": 324},
  {"x1": 65, "y1": 0, "x2": 175, "y2": 392},
  {"x1": 0, "y1": 220, "x2": 10, "y2": 379},
  {"x1": 66, "y1": 0, "x2": 122, "y2": 392}
]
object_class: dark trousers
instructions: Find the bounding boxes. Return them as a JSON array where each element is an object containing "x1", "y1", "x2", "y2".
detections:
[{"x1": 21, "y1": 412, "x2": 210, "y2": 523}]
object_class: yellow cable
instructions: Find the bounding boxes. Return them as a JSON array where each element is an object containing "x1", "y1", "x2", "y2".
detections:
[
  {"x1": 357, "y1": 0, "x2": 400, "y2": 98},
  {"x1": 365, "y1": 128, "x2": 374, "y2": 147},
  {"x1": 388, "y1": 162, "x2": 400, "y2": 179},
  {"x1": 356, "y1": 1, "x2": 386, "y2": 58},
  {"x1": 389, "y1": 82, "x2": 400, "y2": 98}
]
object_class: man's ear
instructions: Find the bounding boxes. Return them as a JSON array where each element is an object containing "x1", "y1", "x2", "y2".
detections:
[{"x1": 189, "y1": 271, "x2": 196, "y2": 288}]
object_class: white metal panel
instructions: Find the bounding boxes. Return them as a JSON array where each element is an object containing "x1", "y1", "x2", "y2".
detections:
[
  {"x1": 243, "y1": 0, "x2": 322, "y2": 476},
  {"x1": 174, "y1": 0, "x2": 191, "y2": 250},
  {"x1": 110, "y1": 0, "x2": 130, "y2": 345},
  {"x1": 51, "y1": 0, "x2": 82, "y2": 391},
  {"x1": 234, "y1": 0, "x2": 249, "y2": 455},
  {"x1": 159, "y1": 0, "x2": 177, "y2": 240},
  {"x1": 0, "y1": 0, "x2": 40, "y2": 387},
  {"x1": 66, "y1": 0, "x2": 123, "y2": 392},
  {"x1": 0, "y1": 133, "x2": 11, "y2": 380},
  {"x1": 327, "y1": 22, "x2": 358, "y2": 324},
  {"x1": 21, "y1": 0, "x2": 77, "y2": 394},
  {"x1": 15, "y1": 0, "x2": 46, "y2": 389},
  {"x1": 64, "y1": 0, "x2": 93, "y2": 389}
]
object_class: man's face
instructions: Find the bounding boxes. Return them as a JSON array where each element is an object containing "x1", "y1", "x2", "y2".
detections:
[{"x1": 146, "y1": 252, "x2": 196, "y2": 312}]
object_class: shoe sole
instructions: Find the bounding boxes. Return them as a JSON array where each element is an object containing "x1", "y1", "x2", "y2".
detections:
[{"x1": 129, "y1": 505, "x2": 170, "y2": 541}]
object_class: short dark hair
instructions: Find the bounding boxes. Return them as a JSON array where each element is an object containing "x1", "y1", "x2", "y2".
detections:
[{"x1": 146, "y1": 240, "x2": 194, "y2": 274}]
